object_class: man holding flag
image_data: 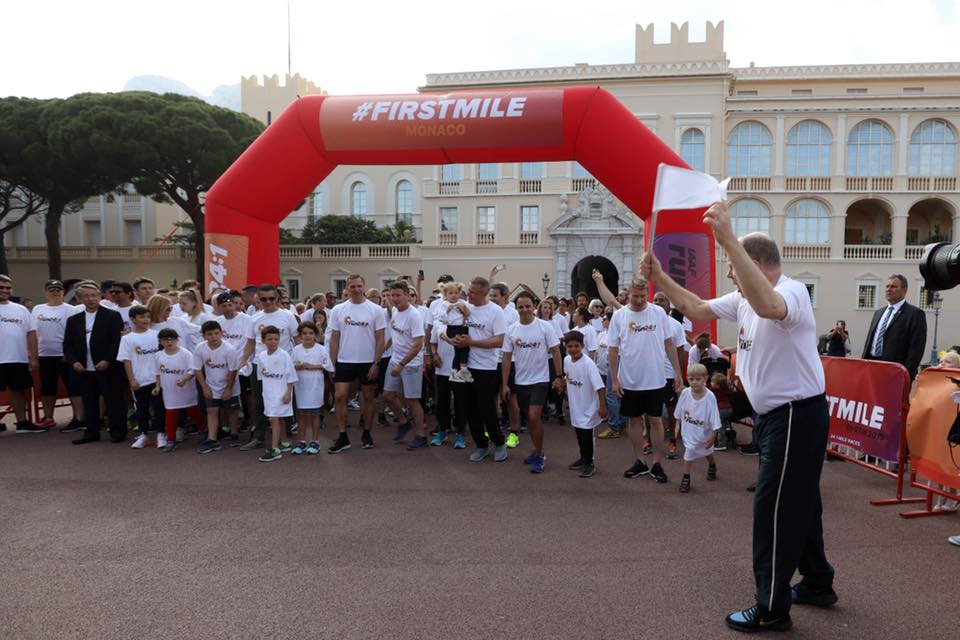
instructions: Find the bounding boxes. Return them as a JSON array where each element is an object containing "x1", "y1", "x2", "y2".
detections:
[{"x1": 642, "y1": 193, "x2": 835, "y2": 634}]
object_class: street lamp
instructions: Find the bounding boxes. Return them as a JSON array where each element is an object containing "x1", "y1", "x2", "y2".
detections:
[
  {"x1": 541, "y1": 273, "x2": 551, "y2": 297},
  {"x1": 929, "y1": 291, "x2": 943, "y2": 364}
]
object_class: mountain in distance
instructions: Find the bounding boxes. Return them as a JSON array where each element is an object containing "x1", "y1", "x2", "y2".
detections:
[{"x1": 122, "y1": 75, "x2": 240, "y2": 111}]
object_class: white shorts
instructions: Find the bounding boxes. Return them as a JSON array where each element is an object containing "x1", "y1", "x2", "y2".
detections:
[{"x1": 383, "y1": 359, "x2": 423, "y2": 400}]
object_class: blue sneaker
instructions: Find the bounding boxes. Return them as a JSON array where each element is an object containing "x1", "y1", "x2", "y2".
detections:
[
  {"x1": 306, "y1": 441, "x2": 320, "y2": 455},
  {"x1": 431, "y1": 431, "x2": 447, "y2": 446},
  {"x1": 453, "y1": 434, "x2": 466, "y2": 449},
  {"x1": 407, "y1": 435, "x2": 429, "y2": 450},
  {"x1": 292, "y1": 441, "x2": 307, "y2": 455},
  {"x1": 530, "y1": 454, "x2": 546, "y2": 474},
  {"x1": 393, "y1": 421, "x2": 413, "y2": 442},
  {"x1": 522, "y1": 452, "x2": 538, "y2": 464}
]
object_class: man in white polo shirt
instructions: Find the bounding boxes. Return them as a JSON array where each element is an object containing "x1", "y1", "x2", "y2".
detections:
[{"x1": 643, "y1": 201, "x2": 834, "y2": 634}]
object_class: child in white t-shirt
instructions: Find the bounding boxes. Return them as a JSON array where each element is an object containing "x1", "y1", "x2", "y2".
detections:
[
  {"x1": 291, "y1": 321, "x2": 334, "y2": 455},
  {"x1": 193, "y1": 320, "x2": 241, "y2": 453},
  {"x1": 255, "y1": 325, "x2": 298, "y2": 462},
  {"x1": 153, "y1": 328, "x2": 206, "y2": 452},
  {"x1": 560, "y1": 331, "x2": 607, "y2": 478},
  {"x1": 674, "y1": 363, "x2": 722, "y2": 493},
  {"x1": 118, "y1": 306, "x2": 163, "y2": 449},
  {"x1": 437, "y1": 282, "x2": 473, "y2": 383}
]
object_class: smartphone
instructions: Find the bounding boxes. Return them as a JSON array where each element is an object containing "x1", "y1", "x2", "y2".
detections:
[
  {"x1": 494, "y1": 263, "x2": 506, "y2": 273},
  {"x1": 418, "y1": 269, "x2": 425, "y2": 280}
]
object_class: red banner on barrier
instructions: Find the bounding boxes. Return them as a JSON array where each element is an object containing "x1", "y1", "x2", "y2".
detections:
[{"x1": 823, "y1": 356, "x2": 910, "y2": 461}]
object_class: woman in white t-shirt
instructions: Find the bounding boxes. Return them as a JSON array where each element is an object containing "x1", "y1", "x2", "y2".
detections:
[
  {"x1": 588, "y1": 299, "x2": 605, "y2": 333},
  {"x1": 153, "y1": 328, "x2": 205, "y2": 452}
]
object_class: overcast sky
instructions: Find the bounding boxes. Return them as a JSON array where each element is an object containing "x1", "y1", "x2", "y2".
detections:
[{"x1": 4, "y1": 0, "x2": 960, "y2": 99}]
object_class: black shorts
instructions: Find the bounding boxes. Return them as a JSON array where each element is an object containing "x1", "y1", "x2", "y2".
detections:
[
  {"x1": 334, "y1": 361, "x2": 377, "y2": 385},
  {"x1": 239, "y1": 373, "x2": 252, "y2": 394},
  {"x1": 620, "y1": 387, "x2": 665, "y2": 418},
  {"x1": 662, "y1": 379, "x2": 679, "y2": 406},
  {"x1": 515, "y1": 383, "x2": 549, "y2": 412},
  {"x1": 207, "y1": 396, "x2": 240, "y2": 409},
  {"x1": 375, "y1": 356, "x2": 391, "y2": 393},
  {"x1": 0, "y1": 362, "x2": 33, "y2": 391},
  {"x1": 496, "y1": 362, "x2": 517, "y2": 393},
  {"x1": 38, "y1": 356, "x2": 77, "y2": 396}
]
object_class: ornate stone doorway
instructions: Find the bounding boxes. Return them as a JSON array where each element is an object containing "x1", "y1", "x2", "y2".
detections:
[{"x1": 570, "y1": 255, "x2": 618, "y2": 300}]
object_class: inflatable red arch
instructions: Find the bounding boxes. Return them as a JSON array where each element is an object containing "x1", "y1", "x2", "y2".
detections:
[{"x1": 204, "y1": 86, "x2": 715, "y2": 327}]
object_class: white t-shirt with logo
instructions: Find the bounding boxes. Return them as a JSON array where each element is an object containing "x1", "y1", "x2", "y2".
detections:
[
  {"x1": 152, "y1": 317, "x2": 200, "y2": 351},
  {"x1": 215, "y1": 313, "x2": 254, "y2": 354},
  {"x1": 156, "y1": 347, "x2": 198, "y2": 410},
  {"x1": 32, "y1": 303, "x2": 81, "y2": 357},
  {"x1": 596, "y1": 329, "x2": 610, "y2": 376},
  {"x1": 574, "y1": 323, "x2": 598, "y2": 355},
  {"x1": 388, "y1": 306, "x2": 425, "y2": 368},
  {"x1": 688, "y1": 344, "x2": 723, "y2": 365},
  {"x1": 564, "y1": 354, "x2": 605, "y2": 430},
  {"x1": 674, "y1": 387, "x2": 721, "y2": 461},
  {"x1": 589, "y1": 317, "x2": 604, "y2": 333},
  {"x1": 661, "y1": 315, "x2": 687, "y2": 380},
  {"x1": 192, "y1": 341, "x2": 241, "y2": 398},
  {"x1": 328, "y1": 299, "x2": 387, "y2": 364},
  {"x1": 465, "y1": 302, "x2": 506, "y2": 371},
  {"x1": 256, "y1": 348, "x2": 298, "y2": 417},
  {"x1": 606, "y1": 304, "x2": 668, "y2": 391},
  {"x1": 502, "y1": 318, "x2": 559, "y2": 386},
  {"x1": 118, "y1": 329, "x2": 161, "y2": 386},
  {"x1": 707, "y1": 275, "x2": 825, "y2": 415},
  {"x1": 248, "y1": 308, "x2": 300, "y2": 355},
  {"x1": 292, "y1": 343, "x2": 334, "y2": 409},
  {"x1": 0, "y1": 302, "x2": 37, "y2": 364},
  {"x1": 430, "y1": 324, "x2": 454, "y2": 377}
]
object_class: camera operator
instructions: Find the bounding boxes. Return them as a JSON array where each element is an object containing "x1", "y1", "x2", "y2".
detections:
[{"x1": 824, "y1": 321, "x2": 850, "y2": 358}]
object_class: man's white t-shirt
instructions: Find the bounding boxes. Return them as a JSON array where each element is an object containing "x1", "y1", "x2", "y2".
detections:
[
  {"x1": 707, "y1": 275, "x2": 825, "y2": 415},
  {"x1": 156, "y1": 348, "x2": 198, "y2": 409},
  {"x1": 328, "y1": 299, "x2": 387, "y2": 363},
  {"x1": 564, "y1": 354, "x2": 605, "y2": 429},
  {"x1": 606, "y1": 304, "x2": 669, "y2": 391},
  {"x1": 465, "y1": 302, "x2": 506, "y2": 371},
  {"x1": 248, "y1": 308, "x2": 300, "y2": 355},
  {"x1": 291, "y1": 343, "x2": 334, "y2": 409},
  {"x1": 688, "y1": 343, "x2": 723, "y2": 365},
  {"x1": 674, "y1": 387, "x2": 722, "y2": 461},
  {"x1": 502, "y1": 318, "x2": 559, "y2": 386},
  {"x1": 0, "y1": 301, "x2": 37, "y2": 364},
  {"x1": 192, "y1": 341, "x2": 241, "y2": 398},
  {"x1": 388, "y1": 305, "x2": 426, "y2": 368},
  {"x1": 662, "y1": 315, "x2": 688, "y2": 380},
  {"x1": 118, "y1": 329, "x2": 161, "y2": 386},
  {"x1": 498, "y1": 303, "x2": 521, "y2": 363},
  {"x1": 256, "y1": 348, "x2": 298, "y2": 417},
  {"x1": 216, "y1": 313, "x2": 253, "y2": 354},
  {"x1": 32, "y1": 303, "x2": 80, "y2": 357}
]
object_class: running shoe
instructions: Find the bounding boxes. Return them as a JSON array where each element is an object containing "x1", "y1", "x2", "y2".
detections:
[
  {"x1": 642, "y1": 438, "x2": 653, "y2": 455},
  {"x1": 161, "y1": 442, "x2": 177, "y2": 453},
  {"x1": 597, "y1": 427, "x2": 621, "y2": 439},
  {"x1": 650, "y1": 462, "x2": 668, "y2": 483},
  {"x1": 60, "y1": 419, "x2": 84, "y2": 433},
  {"x1": 790, "y1": 583, "x2": 839, "y2": 607},
  {"x1": 239, "y1": 437, "x2": 263, "y2": 451},
  {"x1": 623, "y1": 459, "x2": 650, "y2": 478},
  {"x1": 292, "y1": 441, "x2": 307, "y2": 455},
  {"x1": 458, "y1": 368, "x2": 474, "y2": 383},
  {"x1": 679, "y1": 474, "x2": 691, "y2": 493},
  {"x1": 197, "y1": 439, "x2": 221, "y2": 454},
  {"x1": 258, "y1": 448, "x2": 282, "y2": 462},
  {"x1": 431, "y1": 431, "x2": 447, "y2": 446},
  {"x1": 579, "y1": 462, "x2": 596, "y2": 478},
  {"x1": 707, "y1": 465, "x2": 718, "y2": 481},
  {"x1": 15, "y1": 421, "x2": 46, "y2": 434},
  {"x1": 453, "y1": 434, "x2": 466, "y2": 449},
  {"x1": 468, "y1": 447, "x2": 490, "y2": 462},
  {"x1": 393, "y1": 422, "x2": 413, "y2": 442},
  {"x1": 328, "y1": 434, "x2": 351, "y2": 454},
  {"x1": 568, "y1": 458, "x2": 586, "y2": 470},
  {"x1": 131, "y1": 434, "x2": 149, "y2": 449},
  {"x1": 361, "y1": 430, "x2": 374, "y2": 449},
  {"x1": 38, "y1": 417, "x2": 57, "y2": 429},
  {"x1": 529, "y1": 455, "x2": 546, "y2": 474},
  {"x1": 666, "y1": 440, "x2": 679, "y2": 460},
  {"x1": 948, "y1": 535, "x2": 960, "y2": 547},
  {"x1": 228, "y1": 434, "x2": 241, "y2": 447},
  {"x1": 347, "y1": 398, "x2": 361, "y2": 411},
  {"x1": 523, "y1": 452, "x2": 538, "y2": 464},
  {"x1": 493, "y1": 444, "x2": 508, "y2": 462},
  {"x1": 407, "y1": 435, "x2": 428, "y2": 450},
  {"x1": 157, "y1": 433, "x2": 169, "y2": 449},
  {"x1": 306, "y1": 441, "x2": 320, "y2": 455},
  {"x1": 278, "y1": 441, "x2": 293, "y2": 452},
  {"x1": 505, "y1": 432, "x2": 520, "y2": 448},
  {"x1": 739, "y1": 444, "x2": 760, "y2": 456}
]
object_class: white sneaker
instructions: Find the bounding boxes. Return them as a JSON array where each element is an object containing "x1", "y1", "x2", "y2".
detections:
[
  {"x1": 449, "y1": 369, "x2": 464, "y2": 383},
  {"x1": 949, "y1": 535, "x2": 960, "y2": 547},
  {"x1": 131, "y1": 434, "x2": 148, "y2": 449},
  {"x1": 175, "y1": 427, "x2": 186, "y2": 443},
  {"x1": 156, "y1": 433, "x2": 169, "y2": 449},
  {"x1": 458, "y1": 368, "x2": 474, "y2": 383},
  {"x1": 347, "y1": 399, "x2": 361, "y2": 411}
]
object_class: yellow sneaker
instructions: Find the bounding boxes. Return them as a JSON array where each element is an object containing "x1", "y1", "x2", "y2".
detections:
[
  {"x1": 598, "y1": 427, "x2": 621, "y2": 439},
  {"x1": 505, "y1": 432, "x2": 520, "y2": 448}
]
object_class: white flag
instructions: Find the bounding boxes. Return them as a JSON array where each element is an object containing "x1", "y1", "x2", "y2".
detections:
[{"x1": 652, "y1": 163, "x2": 729, "y2": 213}]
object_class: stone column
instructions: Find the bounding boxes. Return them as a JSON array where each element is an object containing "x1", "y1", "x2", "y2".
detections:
[
  {"x1": 769, "y1": 211, "x2": 786, "y2": 247},
  {"x1": 835, "y1": 114, "x2": 847, "y2": 179},
  {"x1": 775, "y1": 115, "x2": 785, "y2": 177},
  {"x1": 892, "y1": 212, "x2": 908, "y2": 260},
  {"x1": 830, "y1": 213, "x2": 846, "y2": 259},
  {"x1": 897, "y1": 113, "x2": 910, "y2": 177}
]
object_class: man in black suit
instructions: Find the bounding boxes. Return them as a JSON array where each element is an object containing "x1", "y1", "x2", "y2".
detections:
[
  {"x1": 861, "y1": 274, "x2": 927, "y2": 380},
  {"x1": 63, "y1": 282, "x2": 126, "y2": 444}
]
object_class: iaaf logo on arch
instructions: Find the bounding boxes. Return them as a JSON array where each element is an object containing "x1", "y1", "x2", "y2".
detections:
[{"x1": 826, "y1": 394, "x2": 885, "y2": 430}]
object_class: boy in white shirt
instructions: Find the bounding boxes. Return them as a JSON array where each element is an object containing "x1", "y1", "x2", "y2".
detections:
[
  {"x1": 193, "y1": 320, "x2": 241, "y2": 453},
  {"x1": 674, "y1": 363, "x2": 722, "y2": 493},
  {"x1": 291, "y1": 321, "x2": 334, "y2": 455},
  {"x1": 560, "y1": 330, "x2": 606, "y2": 478},
  {"x1": 153, "y1": 328, "x2": 206, "y2": 452},
  {"x1": 256, "y1": 326, "x2": 298, "y2": 462},
  {"x1": 118, "y1": 306, "x2": 163, "y2": 449}
]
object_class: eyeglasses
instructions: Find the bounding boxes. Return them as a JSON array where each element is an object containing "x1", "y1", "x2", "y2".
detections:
[{"x1": 259, "y1": 296, "x2": 277, "y2": 302}]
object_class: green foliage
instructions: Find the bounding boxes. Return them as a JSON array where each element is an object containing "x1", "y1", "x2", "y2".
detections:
[{"x1": 298, "y1": 215, "x2": 419, "y2": 245}]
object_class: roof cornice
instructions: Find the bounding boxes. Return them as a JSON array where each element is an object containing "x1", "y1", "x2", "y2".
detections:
[{"x1": 732, "y1": 62, "x2": 960, "y2": 81}]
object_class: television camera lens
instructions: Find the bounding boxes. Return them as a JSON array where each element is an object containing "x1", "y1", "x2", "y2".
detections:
[{"x1": 920, "y1": 242, "x2": 960, "y2": 292}]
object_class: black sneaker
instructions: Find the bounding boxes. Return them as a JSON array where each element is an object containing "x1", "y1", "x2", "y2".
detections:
[
  {"x1": 579, "y1": 462, "x2": 596, "y2": 478},
  {"x1": 707, "y1": 464, "x2": 718, "y2": 481},
  {"x1": 679, "y1": 474, "x2": 691, "y2": 493},
  {"x1": 15, "y1": 421, "x2": 47, "y2": 434},
  {"x1": 650, "y1": 462, "x2": 668, "y2": 483},
  {"x1": 790, "y1": 583, "x2": 838, "y2": 608},
  {"x1": 740, "y1": 443, "x2": 760, "y2": 456},
  {"x1": 746, "y1": 482, "x2": 757, "y2": 492},
  {"x1": 328, "y1": 434, "x2": 351, "y2": 454},
  {"x1": 361, "y1": 430, "x2": 374, "y2": 449},
  {"x1": 568, "y1": 458, "x2": 586, "y2": 471},
  {"x1": 393, "y1": 422, "x2": 412, "y2": 442},
  {"x1": 623, "y1": 459, "x2": 650, "y2": 478},
  {"x1": 725, "y1": 604, "x2": 791, "y2": 633},
  {"x1": 60, "y1": 419, "x2": 84, "y2": 433}
]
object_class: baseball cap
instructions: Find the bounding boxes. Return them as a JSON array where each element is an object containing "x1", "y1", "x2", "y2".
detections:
[
  {"x1": 44, "y1": 280, "x2": 64, "y2": 290},
  {"x1": 216, "y1": 292, "x2": 234, "y2": 305}
]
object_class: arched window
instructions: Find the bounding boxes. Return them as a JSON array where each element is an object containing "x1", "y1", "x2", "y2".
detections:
[
  {"x1": 785, "y1": 199, "x2": 830, "y2": 244},
  {"x1": 680, "y1": 128, "x2": 705, "y2": 173},
  {"x1": 350, "y1": 181, "x2": 367, "y2": 216},
  {"x1": 729, "y1": 198, "x2": 770, "y2": 236},
  {"x1": 786, "y1": 121, "x2": 832, "y2": 176},
  {"x1": 847, "y1": 120, "x2": 894, "y2": 175},
  {"x1": 727, "y1": 123, "x2": 772, "y2": 176},
  {"x1": 395, "y1": 180, "x2": 413, "y2": 224},
  {"x1": 909, "y1": 119, "x2": 957, "y2": 176}
]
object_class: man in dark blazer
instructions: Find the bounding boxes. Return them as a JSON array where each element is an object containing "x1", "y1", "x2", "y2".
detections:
[
  {"x1": 63, "y1": 282, "x2": 126, "y2": 444},
  {"x1": 861, "y1": 274, "x2": 927, "y2": 380}
]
